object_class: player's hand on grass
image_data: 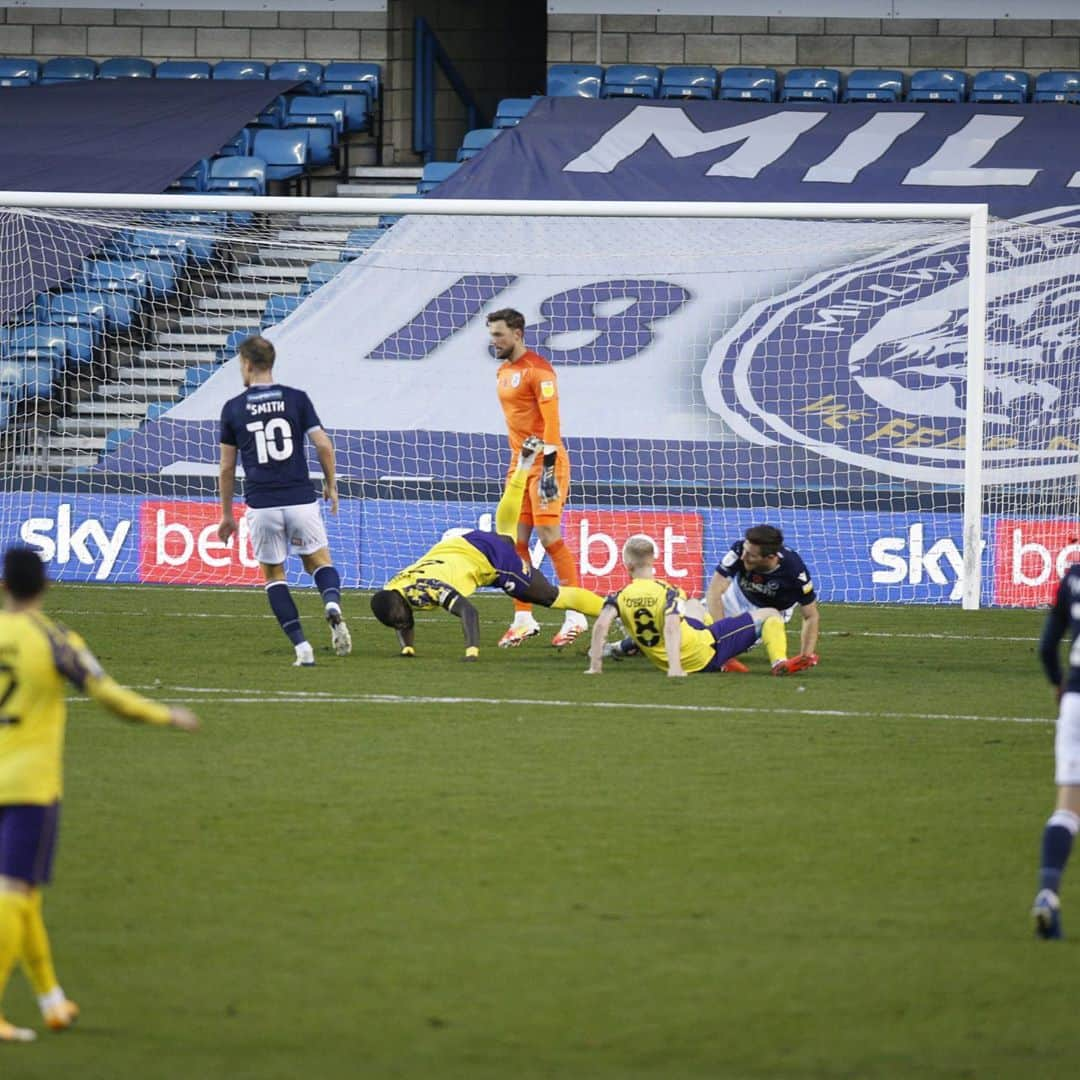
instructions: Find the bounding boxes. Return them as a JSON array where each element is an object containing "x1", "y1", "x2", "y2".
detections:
[
  {"x1": 323, "y1": 479, "x2": 339, "y2": 515},
  {"x1": 168, "y1": 706, "x2": 200, "y2": 732},
  {"x1": 217, "y1": 515, "x2": 237, "y2": 543}
]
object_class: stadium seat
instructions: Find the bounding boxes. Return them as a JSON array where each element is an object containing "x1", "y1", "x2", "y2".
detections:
[
  {"x1": 456, "y1": 128, "x2": 500, "y2": 161},
  {"x1": 8, "y1": 325, "x2": 95, "y2": 370},
  {"x1": 250, "y1": 129, "x2": 310, "y2": 183},
  {"x1": 493, "y1": 98, "x2": 536, "y2": 129},
  {"x1": 659, "y1": 66, "x2": 719, "y2": 100},
  {"x1": 1034, "y1": 70, "x2": 1080, "y2": 102},
  {"x1": 0, "y1": 59, "x2": 40, "y2": 87},
  {"x1": 213, "y1": 61, "x2": 267, "y2": 81},
  {"x1": 0, "y1": 359, "x2": 55, "y2": 402},
  {"x1": 300, "y1": 262, "x2": 345, "y2": 296},
  {"x1": 320, "y1": 62, "x2": 378, "y2": 132},
  {"x1": 155, "y1": 61, "x2": 211, "y2": 80},
  {"x1": 843, "y1": 69, "x2": 904, "y2": 102},
  {"x1": 780, "y1": 68, "x2": 841, "y2": 103},
  {"x1": 43, "y1": 289, "x2": 141, "y2": 334},
  {"x1": 216, "y1": 327, "x2": 259, "y2": 363},
  {"x1": 40, "y1": 58, "x2": 97, "y2": 84},
  {"x1": 907, "y1": 69, "x2": 967, "y2": 103},
  {"x1": 970, "y1": 69, "x2": 1031, "y2": 103},
  {"x1": 547, "y1": 64, "x2": 602, "y2": 98},
  {"x1": 261, "y1": 293, "x2": 304, "y2": 328},
  {"x1": 206, "y1": 156, "x2": 267, "y2": 197},
  {"x1": 720, "y1": 67, "x2": 778, "y2": 102},
  {"x1": 339, "y1": 227, "x2": 384, "y2": 259},
  {"x1": 268, "y1": 61, "x2": 323, "y2": 94},
  {"x1": 218, "y1": 129, "x2": 255, "y2": 157},
  {"x1": 81, "y1": 258, "x2": 178, "y2": 300},
  {"x1": 284, "y1": 95, "x2": 346, "y2": 167},
  {"x1": 169, "y1": 158, "x2": 210, "y2": 193},
  {"x1": 601, "y1": 65, "x2": 661, "y2": 99},
  {"x1": 417, "y1": 161, "x2": 460, "y2": 195},
  {"x1": 98, "y1": 57, "x2": 154, "y2": 80}
]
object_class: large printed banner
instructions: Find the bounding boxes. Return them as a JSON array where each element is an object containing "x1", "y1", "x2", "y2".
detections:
[{"x1": 8, "y1": 492, "x2": 1080, "y2": 606}]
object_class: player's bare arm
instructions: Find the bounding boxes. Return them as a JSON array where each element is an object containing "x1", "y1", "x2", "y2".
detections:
[
  {"x1": 585, "y1": 607, "x2": 617, "y2": 674},
  {"x1": 705, "y1": 571, "x2": 731, "y2": 621},
  {"x1": 310, "y1": 428, "x2": 338, "y2": 515},
  {"x1": 217, "y1": 443, "x2": 239, "y2": 542},
  {"x1": 799, "y1": 601, "x2": 821, "y2": 659},
  {"x1": 665, "y1": 610, "x2": 686, "y2": 678}
]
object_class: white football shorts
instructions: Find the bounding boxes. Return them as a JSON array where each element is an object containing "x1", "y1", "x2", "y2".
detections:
[
  {"x1": 719, "y1": 578, "x2": 796, "y2": 623},
  {"x1": 1055, "y1": 692, "x2": 1080, "y2": 786},
  {"x1": 246, "y1": 502, "x2": 328, "y2": 566}
]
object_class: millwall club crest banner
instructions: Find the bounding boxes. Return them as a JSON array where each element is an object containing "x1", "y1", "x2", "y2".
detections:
[{"x1": 433, "y1": 98, "x2": 1080, "y2": 219}]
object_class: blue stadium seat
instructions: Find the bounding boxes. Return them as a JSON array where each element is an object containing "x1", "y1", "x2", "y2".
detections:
[
  {"x1": 156, "y1": 61, "x2": 211, "y2": 80},
  {"x1": 213, "y1": 61, "x2": 267, "y2": 81},
  {"x1": 1034, "y1": 70, "x2": 1080, "y2": 102},
  {"x1": 0, "y1": 358, "x2": 55, "y2": 402},
  {"x1": 261, "y1": 293, "x2": 304, "y2": 328},
  {"x1": 250, "y1": 129, "x2": 310, "y2": 182},
  {"x1": 218, "y1": 128, "x2": 255, "y2": 157},
  {"x1": 601, "y1": 64, "x2": 661, "y2": 99},
  {"x1": 8, "y1": 325, "x2": 95, "y2": 370},
  {"x1": 907, "y1": 69, "x2": 967, "y2": 103},
  {"x1": 206, "y1": 156, "x2": 267, "y2": 197},
  {"x1": 843, "y1": 69, "x2": 904, "y2": 102},
  {"x1": 780, "y1": 68, "x2": 841, "y2": 103},
  {"x1": 720, "y1": 67, "x2": 778, "y2": 102},
  {"x1": 40, "y1": 57, "x2": 97, "y2": 84},
  {"x1": 99, "y1": 57, "x2": 154, "y2": 80},
  {"x1": 299, "y1": 262, "x2": 345, "y2": 297},
  {"x1": 169, "y1": 158, "x2": 210, "y2": 193},
  {"x1": 321, "y1": 62, "x2": 380, "y2": 108},
  {"x1": 970, "y1": 69, "x2": 1031, "y2": 103},
  {"x1": 339, "y1": 227, "x2": 384, "y2": 260},
  {"x1": 268, "y1": 61, "x2": 323, "y2": 94},
  {"x1": 546, "y1": 64, "x2": 602, "y2": 98},
  {"x1": 0, "y1": 59, "x2": 40, "y2": 87},
  {"x1": 285, "y1": 95, "x2": 346, "y2": 166},
  {"x1": 417, "y1": 161, "x2": 460, "y2": 195},
  {"x1": 216, "y1": 327, "x2": 259, "y2": 363},
  {"x1": 456, "y1": 128, "x2": 500, "y2": 161},
  {"x1": 44, "y1": 289, "x2": 141, "y2": 334},
  {"x1": 140, "y1": 213, "x2": 223, "y2": 264},
  {"x1": 81, "y1": 258, "x2": 178, "y2": 300},
  {"x1": 493, "y1": 98, "x2": 536, "y2": 129},
  {"x1": 659, "y1": 66, "x2": 719, "y2": 100}
]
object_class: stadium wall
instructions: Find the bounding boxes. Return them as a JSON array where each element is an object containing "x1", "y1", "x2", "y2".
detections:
[{"x1": 546, "y1": 14, "x2": 1080, "y2": 72}]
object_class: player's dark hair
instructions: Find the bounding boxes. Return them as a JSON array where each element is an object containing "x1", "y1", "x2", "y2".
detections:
[
  {"x1": 3, "y1": 546, "x2": 47, "y2": 601},
  {"x1": 744, "y1": 525, "x2": 784, "y2": 558},
  {"x1": 486, "y1": 308, "x2": 526, "y2": 333},
  {"x1": 370, "y1": 589, "x2": 414, "y2": 630},
  {"x1": 238, "y1": 335, "x2": 276, "y2": 370}
]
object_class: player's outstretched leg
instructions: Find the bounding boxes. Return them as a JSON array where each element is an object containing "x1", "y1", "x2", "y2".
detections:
[
  {"x1": 498, "y1": 438, "x2": 543, "y2": 649},
  {"x1": 312, "y1": 564, "x2": 351, "y2": 657},
  {"x1": 19, "y1": 891, "x2": 78, "y2": 1031},
  {"x1": 0, "y1": 889, "x2": 36, "y2": 1043},
  {"x1": 1032, "y1": 807, "x2": 1077, "y2": 939},
  {"x1": 265, "y1": 580, "x2": 314, "y2": 666}
]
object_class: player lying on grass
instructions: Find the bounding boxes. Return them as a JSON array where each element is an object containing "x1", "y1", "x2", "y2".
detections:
[
  {"x1": 370, "y1": 437, "x2": 603, "y2": 660},
  {"x1": 604, "y1": 524, "x2": 819, "y2": 676},
  {"x1": 586, "y1": 535, "x2": 786, "y2": 679},
  {"x1": 0, "y1": 547, "x2": 199, "y2": 1044}
]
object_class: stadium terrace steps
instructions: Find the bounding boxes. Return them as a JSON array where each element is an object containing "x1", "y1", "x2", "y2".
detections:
[
  {"x1": 156, "y1": 331, "x2": 231, "y2": 347},
  {"x1": 196, "y1": 297, "x2": 266, "y2": 316},
  {"x1": 217, "y1": 280, "x2": 301, "y2": 298},
  {"x1": 137, "y1": 348, "x2": 222, "y2": 365},
  {"x1": 297, "y1": 213, "x2": 379, "y2": 228}
]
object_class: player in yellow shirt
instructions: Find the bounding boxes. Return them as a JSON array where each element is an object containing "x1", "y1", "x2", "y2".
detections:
[
  {"x1": 585, "y1": 535, "x2": 786, "y2": 678},
  {"x1": 370, "y1": 436, "x2": 603, "y2": 658},
  {"x1": 0, "y1": 547, "x2": 198, "y2": 1044}
]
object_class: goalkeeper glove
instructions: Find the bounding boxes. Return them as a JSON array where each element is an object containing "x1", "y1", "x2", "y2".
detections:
[{"x1": 540, "y1": 448, "x2": 559, "y2": 504}]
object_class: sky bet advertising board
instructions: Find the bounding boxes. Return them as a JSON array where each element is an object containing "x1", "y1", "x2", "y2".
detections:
[{"x1": 69, "y1": 100, "x2": 1080, "y2": 603}]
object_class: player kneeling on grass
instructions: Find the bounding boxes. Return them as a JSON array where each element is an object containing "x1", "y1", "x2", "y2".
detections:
[
  {"x1": 0, "y1": 547, "x2": 199, "y2": 1044},
  {"x1": 585, "y1": 535, "x2": 785, "y2": 679},
  {"x1": 370, "y1": 437, "x2": 603, "y2": 660}
]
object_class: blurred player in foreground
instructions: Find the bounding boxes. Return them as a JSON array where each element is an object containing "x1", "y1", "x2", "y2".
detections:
[
  {"x1": 1032, "y1": 562, "x2": 1080, "y2": 939},
  {"x1": 0, "y1": 547, "x2": 198, "y2": 1044},
  {"x1": 488, "y1": 308, "x2": 587, "y2": 649},
  {"x1": 218, "y1": 335, "x2": 351, "y2": 667},
  {"x1": 370, "y1": 437, "x2": 602, "y2": 659},
  {"x1": 586, "y1": 535, "x2": 785, "y2": 678}
]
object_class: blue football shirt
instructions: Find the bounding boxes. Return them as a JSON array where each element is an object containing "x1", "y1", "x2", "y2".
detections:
[
  {"x1": 1041, "y1": 564, "x2": 1080, "y2": 694},
  {"x1": 715, "y1": 541, "x2": 817, "y2": 610},
  {"x1": 219, "y1": 384, "x2": 322, "y2": 509}
]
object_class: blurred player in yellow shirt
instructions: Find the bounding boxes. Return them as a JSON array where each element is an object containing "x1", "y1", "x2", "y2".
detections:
[
  {"x1": 586, "y1": 535, "x2": 786, "y2": 678},
  {"x1": 0, "y1": 547, "x2": 198, "y2": 1044},
  {"x1": 488, "y1": 308, "x2": 587, "y2": 649}
]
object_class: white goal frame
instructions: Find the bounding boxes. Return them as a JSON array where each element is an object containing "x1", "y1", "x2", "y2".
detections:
[{"x1": 0, "y1": 191, "x2": 990, "y2": 608}]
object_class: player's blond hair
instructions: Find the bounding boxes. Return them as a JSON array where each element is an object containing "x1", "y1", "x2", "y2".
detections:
[{"x1": 622, "y1": 534, "x2": 658, "y2": 571}]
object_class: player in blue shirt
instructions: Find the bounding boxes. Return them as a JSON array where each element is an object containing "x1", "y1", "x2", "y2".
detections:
[
  {"x1": 1031, "y1": 563, "x2": 1080, "y2": 939},
  {"x1": 603, "y1": 524, "x2": 820, "y2": 675},
  {"x1": 217, "y1": 336, "x2": 351, "y2": 666}
]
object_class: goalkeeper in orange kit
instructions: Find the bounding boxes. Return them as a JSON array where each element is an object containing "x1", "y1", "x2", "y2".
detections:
[{"x1": 487, "y1": 308, "x2": 587, "y2": 648}]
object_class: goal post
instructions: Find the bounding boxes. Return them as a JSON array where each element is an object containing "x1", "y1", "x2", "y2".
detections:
[{"x1": 5, "y1": 190, "x2": 1062, "y2": 609}]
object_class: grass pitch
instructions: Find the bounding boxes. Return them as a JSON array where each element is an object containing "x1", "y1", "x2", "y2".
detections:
[{"x1": 5, "y1": 584, "x2": 1075, "y2": 1079}]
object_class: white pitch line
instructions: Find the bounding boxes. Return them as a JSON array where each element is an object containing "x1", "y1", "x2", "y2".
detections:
[{"x1": 115, "y1": 686, "x2": 1051, "y2": 725}]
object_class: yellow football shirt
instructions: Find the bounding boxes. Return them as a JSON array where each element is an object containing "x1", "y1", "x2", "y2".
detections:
[
  {"x1": 612, "y1": 577, "x2": 717, "y2": 674},
  {"x1": 384, "y1": 536, "x2": 498, "y2": 610}
]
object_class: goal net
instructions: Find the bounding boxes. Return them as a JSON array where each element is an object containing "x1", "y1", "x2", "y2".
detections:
[{"x1": 1, "y1": 193, "x2": 1077, "y2": 608}]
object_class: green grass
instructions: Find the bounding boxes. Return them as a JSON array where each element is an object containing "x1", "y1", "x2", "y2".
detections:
[{"x1": 5, "y1": 584, "x2": 1074, "y2": 1078}]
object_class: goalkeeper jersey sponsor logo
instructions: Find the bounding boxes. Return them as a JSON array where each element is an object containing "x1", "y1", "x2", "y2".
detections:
[{"x1": 702, "y1": 206, "x2": 1080, "y2": 484}]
